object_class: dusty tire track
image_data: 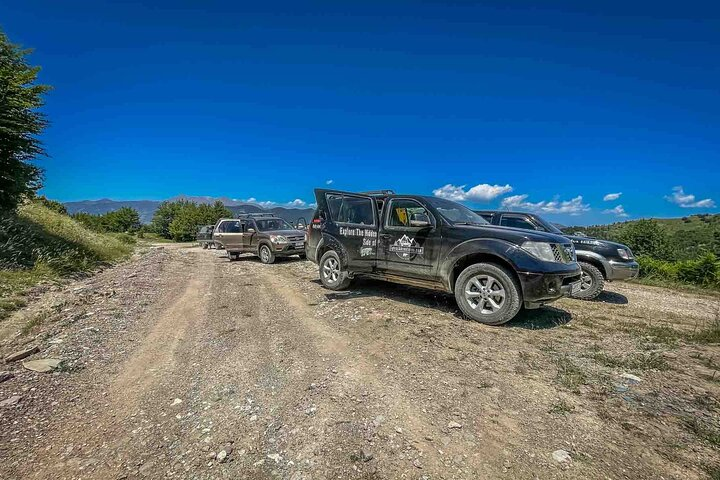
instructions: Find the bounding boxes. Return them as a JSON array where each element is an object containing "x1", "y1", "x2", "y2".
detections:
[{"x1": 1, "y1": 246, "x2": 718, "y2": 480}]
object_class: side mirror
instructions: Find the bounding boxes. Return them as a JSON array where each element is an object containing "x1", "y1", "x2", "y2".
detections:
[
  {"x1": 410, "y1": 213, "x2": 432, "y2": 228},
  {"x1": 247, "y1": 228, "x2": 255, "y2": 233}
]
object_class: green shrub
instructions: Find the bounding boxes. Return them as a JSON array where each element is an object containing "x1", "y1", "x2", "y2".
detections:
[
  {"x1": 676, "y1": 253, "x2": 719, "y2": 287},
  {"x1": 637, "y1": 256, "x2": 678, "y2": 279},
  {"x1": 113, "y1": 232, "x2": 137, "y2": 245}
]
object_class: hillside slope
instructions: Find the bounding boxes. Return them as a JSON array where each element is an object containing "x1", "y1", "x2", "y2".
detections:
[
  {"x1": 566, "y1": 213, "x2": 719, "y2": 260},
  {"x1": 0, "y1": 202, "x2": 134, "y2": 319}
]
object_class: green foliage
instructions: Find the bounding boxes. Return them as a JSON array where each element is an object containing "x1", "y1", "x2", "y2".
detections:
[
  {"x1": 151, "y1": 200, "x2": 187, "y2": 238},
  {"x1": 35, "y1": 195, "x2": 67, "y2": 215},
  {"x1": 0, "y1": 201, "x2": 132, "y2": 319},
  {"x1": 0, "y1": 30, "x2": 52, "y2": 213},
  {"x1": 613, "y1": 219, "x2": 676, "y2": 261},
  {"x1": 638, "y1": 253, "x2": 719, "y2": 289},
  {"x1": 72, "y1": 207, "x2": 141, "y2": 233},
  {"x1": 152, "y1": 200, "x2": 231, "y2": 241},
  {"x1": 676, "y1": 253, "x2": 719, "y2": 286},
  {"x1": 567, "y1": 215, "x2": 720, "y2": 290}
]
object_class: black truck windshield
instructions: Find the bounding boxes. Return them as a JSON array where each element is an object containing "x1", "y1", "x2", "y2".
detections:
[
  {"x1": 533, "y1": 215, "x2": 564, "y2": 234},
  {"x1": 425, "y1": 197, "x2": 489, "y2": 225},
  {"x1": 255, "y1": 218, "x2": 292, "y2": 231}
]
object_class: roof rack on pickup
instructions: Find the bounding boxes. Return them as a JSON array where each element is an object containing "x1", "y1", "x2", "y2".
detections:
[
  {"x1": 236, "y1": 212, "x2": 277, "y2": 219},
  {"x1": 360, "y1": 190, "x2": 395, "y2": 196}
]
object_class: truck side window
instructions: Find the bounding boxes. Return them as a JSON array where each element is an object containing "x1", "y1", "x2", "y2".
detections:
[
  {"x1": 386, "y1": 199, "x2": 433, "y2": 228},
  {"x1": 220, "y1": 221, "x2": 241, "y2": 233},
  {"x1": 500, "y1": 215, "x2": 536, "y2": 230},
  {"x1": 326, "y1": 194, "x2": 375, "y2": 225}
]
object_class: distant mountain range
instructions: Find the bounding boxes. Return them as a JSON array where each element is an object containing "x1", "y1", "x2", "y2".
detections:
[{"x1": 63, "y1": 196, "x2": 315, "y2": 224}]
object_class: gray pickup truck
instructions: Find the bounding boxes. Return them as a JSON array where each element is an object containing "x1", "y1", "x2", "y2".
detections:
[
  {"x1": 475, "y1": 210, "x2": 639, "y2": 299},
  {"x1": 212, "y1": 213, "x2": 306, "y2": 264}
]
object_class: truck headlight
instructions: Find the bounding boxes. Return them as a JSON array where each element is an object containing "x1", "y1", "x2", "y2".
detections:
[
  {"x1": 521, "y1": 241, "x2": 557, "y2": 262},
  {"x1": 617, "y1": 248, "x2": 633, "y2": 260},
  {"x1": 270, "y1": 235, "x2": 288, "y2": 244}
]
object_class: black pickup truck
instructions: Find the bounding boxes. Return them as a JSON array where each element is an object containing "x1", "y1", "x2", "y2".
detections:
[
  {"x1": 306, "y1": 189, "x2": 582, "y2": 325},
  {"x1": 475, "y1": 211, "x2": 639, "y2": 299}
]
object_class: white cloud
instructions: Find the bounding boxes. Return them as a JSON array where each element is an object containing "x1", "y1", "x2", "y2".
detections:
[
  {"x1": 665, "y1": 186, "x2": 715, "y2": 209},
  {"x1": 501, "y1": 194, "x2": 590, "y2": 215},
  {"x1": 239, "y1": 198, "x2": 312, "y2": 209},
  {"x1": 603, "y1": 205, "x2": 629, "y2": 217},
  {"x1": 433, "y1": 183, "x2": 513, "y2": 202},
  {"x1": 603, "y1": 192, "x2": 622, "y2": 201},
  {"x1": 326, "y1": 179, "x2": 334, "y2": 185}
]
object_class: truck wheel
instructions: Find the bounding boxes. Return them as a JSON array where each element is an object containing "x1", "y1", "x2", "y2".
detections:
[
  {"x1": 319, "y1": 250, "x2": 351, "y2": 290},
  {"x1": 202, "y1": 242, "x2": 208, "y2": 249},
  {"x1": 454, "y1": 263, "x2": 522, "y2": 325},
  {"x1": 259, "y1": 244, "x2": 275, "y2": 264},
  {"x1": 228, "y1": 251, "x2": 238, "y2": 261},
  {"x1": 572, "y1": 262, "x2": 604, "y2": 300}
]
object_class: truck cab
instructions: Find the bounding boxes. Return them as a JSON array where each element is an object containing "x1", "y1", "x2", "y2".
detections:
[
  {"x1": 306, "y1": 189, "x2": 582, "y2": 325},
  {"x1": 475, "y1": 210, "x2": 640, "y2": 299}
]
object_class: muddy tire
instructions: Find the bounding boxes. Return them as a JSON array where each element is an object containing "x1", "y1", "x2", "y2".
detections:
[
  {"x1": 454, "y1": 263, "x2": 522, "y2": 325},
  {"x1": 259, "y1": 244, "x2": 275, "y2": 264},
  {"x1": 227, "y1": 251, "x2": 238, "y2": 261},
  {"x1": 319, "y1": 250, "x2": 351, "y2": 290},
  {"x1": 571, "y1": 262, "x2": 604, "y2": 300}
]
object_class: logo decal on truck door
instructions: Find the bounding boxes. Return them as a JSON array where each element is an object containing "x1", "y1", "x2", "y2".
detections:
[{"x1": 389, "y1": 235, "x2": 424, "y2": 259}]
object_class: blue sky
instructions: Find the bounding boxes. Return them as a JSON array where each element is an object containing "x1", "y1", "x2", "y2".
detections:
[{"x1": 3, "y1": 1, "x2": 718, "y2": 225}]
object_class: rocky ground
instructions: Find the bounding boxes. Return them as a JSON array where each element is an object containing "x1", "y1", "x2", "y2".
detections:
[{"x1": 1, "y1": 244, "x2": 718, "y2": 479}]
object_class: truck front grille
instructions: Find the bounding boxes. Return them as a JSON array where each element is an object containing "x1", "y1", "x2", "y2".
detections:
[
  {"x1": 551, "y1": 243, "x2": 576, "y2": 264},
  {"x1": 287, "y1": 236, "x2": 304, "y2": 242}
]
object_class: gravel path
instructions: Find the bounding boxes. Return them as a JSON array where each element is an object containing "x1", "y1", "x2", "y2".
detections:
[{"x1": 1, "y1": 245, "x2": 718, "y2": 479}]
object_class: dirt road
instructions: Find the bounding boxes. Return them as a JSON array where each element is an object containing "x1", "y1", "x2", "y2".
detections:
[{"x1": 1, "y1": 245, "x2": 718, "y2": 479}]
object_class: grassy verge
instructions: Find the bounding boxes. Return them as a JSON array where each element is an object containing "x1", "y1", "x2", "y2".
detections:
[
  {"x1": 0, "y1": 201, "x2": 134, "y2": 320},
  {"x1": 632, "y1": 277, "x2": 720, "y2": 297}
]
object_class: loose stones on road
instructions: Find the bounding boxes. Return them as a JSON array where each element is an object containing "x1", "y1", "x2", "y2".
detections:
[
  {"x1": 0, "y1": 395, "x2": 22, "y2": 407},
  {"x1": 448, "y1": 421, "x2": 463, "y2": 429},
  {"x1": 23, "y1": 358, "x2": 62, "y2": 373},
  {"x1": 4, "y1": 345, "x2": 40, "y2": 363},
  {"x1": 0, "y1": 371, "x2": 14, "y2": 383},
  {"x1": 552, "y1": 449, "x2": 572, "y2": 463}
]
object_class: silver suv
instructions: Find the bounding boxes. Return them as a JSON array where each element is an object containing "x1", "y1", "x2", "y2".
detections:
[{"x1": 212, "y1": 214, "x2": 306, "y2": 264}]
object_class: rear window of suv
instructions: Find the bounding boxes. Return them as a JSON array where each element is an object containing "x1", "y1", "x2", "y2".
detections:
[{"x1": 326, "y1": 194, "x2": 375, "y2": 225}]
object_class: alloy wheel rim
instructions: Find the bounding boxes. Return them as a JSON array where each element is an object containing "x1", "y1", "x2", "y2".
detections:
[
  {"x1": 464, "y1": 274, "x2": 506, "y2": 314},
  {"x1": 323, "y1": 257, "x2": 340, "y2": 283},
  {"x1": 580, "y1": 272, "x2": 593, "y2": 291},
  {"x1": 261, "y1": 247, "x2": 270, "y2": 262}
]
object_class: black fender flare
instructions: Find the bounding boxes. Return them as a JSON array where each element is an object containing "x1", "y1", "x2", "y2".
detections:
[{"x1": 317, "y1": 233, "x2": 351, "y2": 269}]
